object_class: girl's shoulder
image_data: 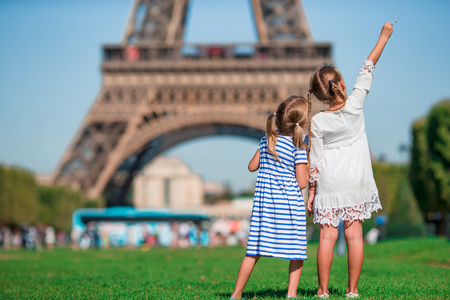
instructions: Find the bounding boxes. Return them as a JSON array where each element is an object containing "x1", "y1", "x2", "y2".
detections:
[
  {"x1": 278, "y1": 135, "x2": 306, "y2": 151},
  {"x1": 258, "y1": 134, "x2": 268, "y2": 150},
  {"x1": 311, "y1": 112, "x2": 326, "y2": 125},
  {"x1": 277, "y1": 135, "x2": 294, "y2": 147},
  {"x1": 277, "y1": 134, "x2": 294, "y2": 142},
  {"x1": 312, "y1": 108, "x2": 346, "y2": 122}
]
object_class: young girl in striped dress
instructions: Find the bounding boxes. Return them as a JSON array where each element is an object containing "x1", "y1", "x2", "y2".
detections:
[{"x1": 230, "y1": 96, "x2": 310, "y2": 300}]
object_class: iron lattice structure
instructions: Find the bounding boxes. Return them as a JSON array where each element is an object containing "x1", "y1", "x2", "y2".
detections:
[{"x1": 52, "y1": 0, "x2": 332, "y2": 206}]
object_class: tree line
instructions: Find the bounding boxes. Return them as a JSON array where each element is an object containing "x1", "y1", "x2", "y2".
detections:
[
  {"x1": 0, "y1": 166, "x2": 102, "y2": 232},
  {"x1": 409, "y1": 99, "x2": 449, "y2": 234}
]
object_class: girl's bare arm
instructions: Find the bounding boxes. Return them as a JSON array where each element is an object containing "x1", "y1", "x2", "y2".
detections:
[
  {"x1": 295, "y1": 163, "x2": 308, "y2": 190},
  {"x1": 248, "y1": 150, "x2": 260, "y2": 172},
  {"x1": 367, "y1": 22, "x2": 393, "y2": 65}
]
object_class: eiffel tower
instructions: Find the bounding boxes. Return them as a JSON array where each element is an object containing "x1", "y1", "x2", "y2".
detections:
[{"x1": 52, "y1": 0, "x2": 332, "y2": 206}]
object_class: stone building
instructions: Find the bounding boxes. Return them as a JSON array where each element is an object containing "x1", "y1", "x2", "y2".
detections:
[{"x1": 133, "y1": 156, "x2": 203, "y2": 209}]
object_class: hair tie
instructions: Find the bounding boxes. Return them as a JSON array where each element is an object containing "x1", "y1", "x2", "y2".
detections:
[
  {"x1": 295, "y1": 123, "x2": 299, "y2": 126},
  {"x1": 329, "y1": 80, "x2": 334, "y2": 84},
  {"x1": 308, "y1": 89, "x2": 314, "y2": 93}
]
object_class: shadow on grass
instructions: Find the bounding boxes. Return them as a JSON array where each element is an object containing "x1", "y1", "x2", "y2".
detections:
[{"x1": 217, "y1": 286, "x2": 341, "y2": 299}]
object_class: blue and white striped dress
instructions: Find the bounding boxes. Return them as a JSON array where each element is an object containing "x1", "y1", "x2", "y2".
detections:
[{"x1": 246, "y1": 135, "x2": 308, "y2": 260}]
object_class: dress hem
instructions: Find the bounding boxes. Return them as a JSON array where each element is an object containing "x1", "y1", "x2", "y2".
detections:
[
  {"x1": 313, "y1": 192, "x2": 382, "y2": 227},
  {"x1": 245, "y1": 252, "x2": 308, "y2": 261}
]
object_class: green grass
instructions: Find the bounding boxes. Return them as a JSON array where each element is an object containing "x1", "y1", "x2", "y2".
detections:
[{"x1": 0, "y1": 238, "x2": 449, "y2": 299}]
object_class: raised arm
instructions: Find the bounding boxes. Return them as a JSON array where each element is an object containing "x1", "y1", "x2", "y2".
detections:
[{"x1": 367, "y1": 22, "x2": 394, "y2": 65}]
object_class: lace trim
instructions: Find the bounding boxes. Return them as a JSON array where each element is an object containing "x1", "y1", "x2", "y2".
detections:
[
  {"x1": 360, "y1": 59, "x2": 375, "y2": 74},
  {"x1": 309, "y1": 159, "x2": 322, "y2": 183},
  {"x1": 323, "y1": 129, "x2": 365, "y2": 150},
  {"x1": 313, "y1": 194, "x2": 382, "y2": 227},
  {"x1": 309, "y1": 167, "x2": 320, "y2": 183}
]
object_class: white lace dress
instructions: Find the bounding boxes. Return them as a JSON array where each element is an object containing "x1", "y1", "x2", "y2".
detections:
[{"x1": 309, "y1": 60, "x2": 382, "y2": 227}]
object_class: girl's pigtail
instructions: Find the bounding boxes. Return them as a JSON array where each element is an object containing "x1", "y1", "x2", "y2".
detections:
[
  {"x1": 329, "y1": 81, "x2": 346, "y2": 101},
  {"x1": 293, "y1": 123, "x2": 303, "y2": 149},
  {"x1": 266, "y1": 112, "x2": 278, "y2": 159}
]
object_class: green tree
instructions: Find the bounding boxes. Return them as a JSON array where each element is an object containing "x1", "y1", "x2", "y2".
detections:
[
  {"x1": 390, "y1": 179, "x2": 423, "y2": 225},
  {"x1": 238, "y1": 190, "x2": 254, "y2": 198},
  {"x1": 410, "y1": 100, "x2": 450, "y2": 218},
  {"x1": 0, "y1": 165, "x2": 103, "y2": 231},
  {"x1": 427, "y1": 100, "x2": 450, "y2": 211},
  {"x1": 0, "y1": 166, "x2": 38, "y2": 226},
  {"x1": 0, "y1": 166, "x2": 12, "y2": 224},
  {"x1": 372, "y1": 163, "x2": 409, "y2": 214},
  {"x1": 410, "y1": 119, "x2": 437, "y2": 213},
  {"x1": 38, "y1": 186, "x2": 80, "y2": 232},
  {"x1": 387, "y1": 178, "x2": 426, "y2": 238},
  {"x1": 370, "y1": 163, "x2": 427, "y2": 238},
  {"x1": 38, "y1": 186, "x2": 104, "y2": 232}
]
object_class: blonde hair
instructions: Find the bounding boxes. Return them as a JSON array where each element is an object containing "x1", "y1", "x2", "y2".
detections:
[{"x1": 266, "y1": 95, "x2": 308, "y2": 159}]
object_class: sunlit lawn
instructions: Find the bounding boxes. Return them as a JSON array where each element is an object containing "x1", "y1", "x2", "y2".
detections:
[{"x1": 0, "y1": 238, "x2": 448, "y2": 299}]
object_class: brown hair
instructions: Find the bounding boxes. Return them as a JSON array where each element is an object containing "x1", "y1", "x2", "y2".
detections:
[
  {"x1": 266, "y1": 95, "x2": 308, "y2": 159},
  {"x1": 307, "y1": 90, "x2": 313, "y2": 158},
  {"x1": 307, "y1": 66, "x2": 347, "y2": 155},
  {"x1": 309, "y1": 65, "x2": 346, "y2": 105}
]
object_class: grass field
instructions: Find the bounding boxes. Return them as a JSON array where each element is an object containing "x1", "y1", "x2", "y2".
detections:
[{"x1": 0, "y1": 238, "x2": 448, "y2": 299}]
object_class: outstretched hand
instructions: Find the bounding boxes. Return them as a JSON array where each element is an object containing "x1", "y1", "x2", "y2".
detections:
[
  {"x1": 380, "y1": 22, "x2": 394, "y2": 39},
  {"x1": 368, "y1": 21, "x2": 394, "y2": 65}
]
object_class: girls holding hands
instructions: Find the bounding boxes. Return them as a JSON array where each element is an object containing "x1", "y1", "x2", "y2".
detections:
[
  {"x1": 307, "y1": 22, "x2": 394, "y2": 298},
  {"x1": 230, "y1": 96, "x2": 310, "y2": 300}
]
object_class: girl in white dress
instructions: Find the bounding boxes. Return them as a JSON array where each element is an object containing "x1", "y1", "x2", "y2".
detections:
[{"x1": 307, "y1": 22, "x2": 394, "y2": 298}]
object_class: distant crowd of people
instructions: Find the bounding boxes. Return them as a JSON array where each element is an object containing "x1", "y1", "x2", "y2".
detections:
[
  {"x1": 71, "y1": 218, "x2": 253, "y2": 250},
  {"x1": 0, "y1": 224, "x2": 68, "y2": 250},
  {"x1": 0, "y1": 219, "x2": 255, "y2": 251},
  {"x1": 0, "y1": 217, "x2": 386, "y2": 251}
]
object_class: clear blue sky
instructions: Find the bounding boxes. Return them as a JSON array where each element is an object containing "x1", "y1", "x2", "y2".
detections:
[{"x1": 0, "y1": 0, "x2": 449, "y2": 193}]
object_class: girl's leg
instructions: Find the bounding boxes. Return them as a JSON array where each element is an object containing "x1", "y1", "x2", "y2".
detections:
[
  {"x1": 344, "y1": 221, "x2": 364, "y2": 295},
  {"x1": 317, "y1": 224, "x2": 338, "y2": 295},
  {"x1": 287, "y1": 260, "x2": 304, "y2": 297},
  {"x1": 230, "y1": 255, "x2": 260, "y2": 299}
]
